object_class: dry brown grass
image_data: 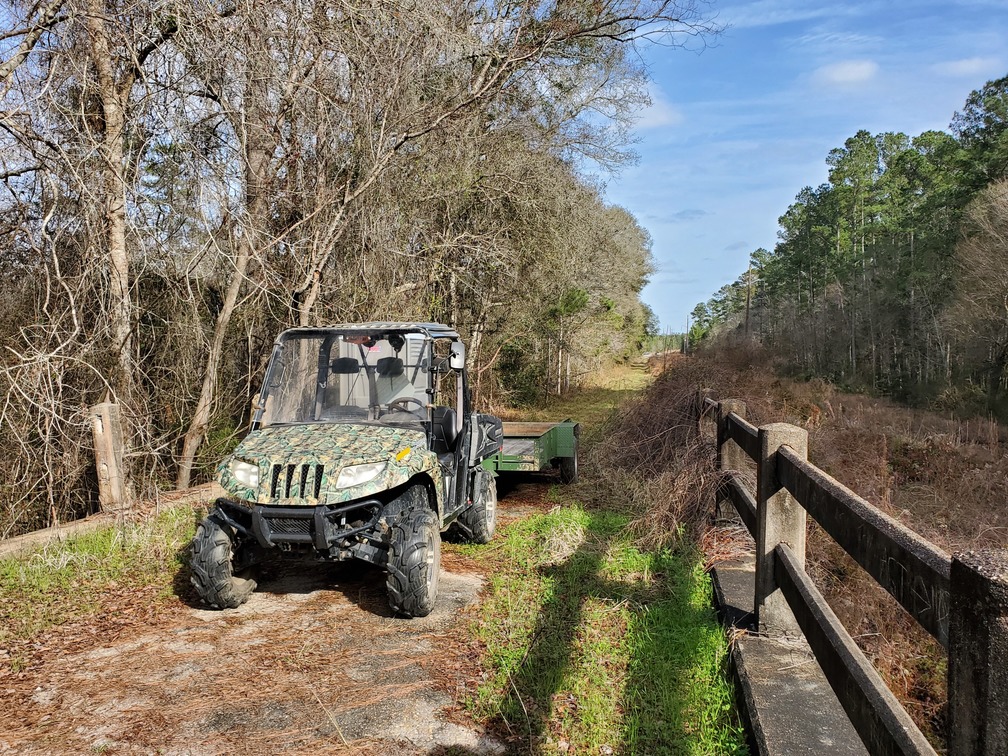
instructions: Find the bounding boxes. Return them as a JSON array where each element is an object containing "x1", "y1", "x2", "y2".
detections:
[
  {"x1": 800, "y1": 394, "x2": 1008, "y2": 744},
  {"x1": 582, "y1": 353, "x2": 739, "y2": 549},
  {"x1": 619, "y1": 344, "x2": 1008, "y2": 748}
]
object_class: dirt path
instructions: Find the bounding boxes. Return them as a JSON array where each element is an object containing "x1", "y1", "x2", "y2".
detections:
[{"x1": 0, "y1": 481, "x2": 556, "y2": 755}]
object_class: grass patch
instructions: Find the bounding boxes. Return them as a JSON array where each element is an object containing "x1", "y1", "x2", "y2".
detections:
[
  {"x1": 499, "y1": 364, "x2": 653, "y2": 432},
  {"x1": 462, "y1": 501, "x2": 746, "y2": 754},
  {"x1": 0, "y1": 505, "x2": 197, "y2": 653}
]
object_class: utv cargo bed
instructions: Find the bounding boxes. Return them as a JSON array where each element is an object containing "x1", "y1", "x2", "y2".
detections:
[{"x1": 483, "y1": 420, "x2": 580, "y2": 483}]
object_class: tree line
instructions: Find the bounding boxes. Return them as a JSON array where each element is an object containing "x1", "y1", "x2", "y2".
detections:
[
  {"x1": 0, "y1": 0, "x2": 718, "y2": 536},
  {"x1": 689, "y1": 74, "x2": 1008, "y2": 419}
]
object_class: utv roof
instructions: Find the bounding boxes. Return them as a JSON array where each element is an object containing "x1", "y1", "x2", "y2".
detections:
[{"x1": 276, "y1": 322, "x2": 460, "y2": 340}]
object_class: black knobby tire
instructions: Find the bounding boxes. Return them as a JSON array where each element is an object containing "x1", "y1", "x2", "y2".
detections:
[
  {"x1": 190, "y1": 513, "x2": 257, "y2": 609},
  {"x1": 385, "y1": 490, "x2": 441, "y2": 618},
  {"x1": 455, "y1": 470, "x2": 497, "y2": 544},
  {"x1": 559, "y1": 444, "x2": 578, "y2": 484}
]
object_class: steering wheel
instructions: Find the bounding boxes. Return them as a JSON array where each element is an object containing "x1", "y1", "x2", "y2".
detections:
[{"x1": 387, "y1": 397, "x2": 427, "y2": 417}]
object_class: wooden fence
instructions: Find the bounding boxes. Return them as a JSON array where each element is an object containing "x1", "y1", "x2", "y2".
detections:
[{"x1": 701, "y1": 395, "x2": 1008, "y2": 756}]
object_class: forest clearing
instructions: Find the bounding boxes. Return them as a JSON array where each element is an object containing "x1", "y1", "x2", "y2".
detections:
[
  {"x1": 3, "y1": 352, "x2": 1006, "y2": 752},
  {"x1": 0, "y1": 366, "x2": 745, "y2": 754},
  {"x1": 2, "y1": 2, "x2": 1008, "y2": 753}
]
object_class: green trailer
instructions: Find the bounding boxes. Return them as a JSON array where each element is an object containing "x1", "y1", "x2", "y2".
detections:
[{"x1": 483, "y1": 420, "x2": 580, "y2": 483}]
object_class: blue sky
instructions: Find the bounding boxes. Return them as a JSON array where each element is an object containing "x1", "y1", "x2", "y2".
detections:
[{"x1": 604, "y1": 0, "x2": 1008, "y2": 332}]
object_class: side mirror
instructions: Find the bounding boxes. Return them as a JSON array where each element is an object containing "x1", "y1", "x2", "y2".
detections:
[{"x1": 449, "y1": 341, "x2": 466, "y2": 370}]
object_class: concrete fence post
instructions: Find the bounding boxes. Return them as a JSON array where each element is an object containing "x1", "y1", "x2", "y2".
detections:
[
  {"x1": 755, "y1": 422, "x2": 808, "y2": 636},
  {"x1": 716, "y1": 400, "x2": 747, "y2": 521},
  {"x1": 948, "y1": 549, "x2": 1008, "y2": 756},
  {"x1": 90, "y1": 401, "x2": 127, "y2": 512},
  {"x1": 717, "y1": 399, "x2": 747, "y2": 472},
  {"x1": 695, "y1": 388, "x2": 712, "y2": 438}
]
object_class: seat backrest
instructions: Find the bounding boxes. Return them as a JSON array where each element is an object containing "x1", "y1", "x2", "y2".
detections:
[
  {"x1": 375, "y1": 357, "x2": 404, "y2": 377},
  {"x1": 429, "y1": 406, "x2": 458, "y2": 454},
  {"x1": 331, "y1": 357, "x2": 360, "y2": 374}
]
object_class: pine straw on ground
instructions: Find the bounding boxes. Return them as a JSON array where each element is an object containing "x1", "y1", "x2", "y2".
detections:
[
  {"x1": 1, "y1": 591, "x2": 463, "y2": 755},
  {"x1": 627, "y1": 344, "x2": 1008, "y2": 747},
  {"x1": 0, "y1": 522, "x2": 491, "y2": 755}
]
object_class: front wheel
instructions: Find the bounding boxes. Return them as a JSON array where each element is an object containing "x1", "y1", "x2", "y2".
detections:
[
  {"x1": 190, "y1": 513, "x2": 257, "y2": 609},
  {"x1": 386, "y1": 501, "x2": 441, "y2": 618}
]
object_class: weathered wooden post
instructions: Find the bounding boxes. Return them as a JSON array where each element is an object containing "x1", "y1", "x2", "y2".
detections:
[
  {"x1": 755, "y1": 422, "x2": 808, "y2": 636},
  {"x1": 90, "y1": 401, "x2": 127, "y2": 512},
  {"x1": 948, "y1": 548, "x2": 1008, "y2": 755},
  {"x1": 716, "y1": 400, "x2": 747, "y2": 520}
]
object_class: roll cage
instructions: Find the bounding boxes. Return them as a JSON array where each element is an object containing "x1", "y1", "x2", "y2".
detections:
[{"x1": 252, "y1": 322, "x2": 470, "y2": 436}]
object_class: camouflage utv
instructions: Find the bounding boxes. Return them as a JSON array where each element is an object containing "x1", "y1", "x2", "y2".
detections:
[{"x1": 190, "y1": 323, "x2": 503, "y2": 618}]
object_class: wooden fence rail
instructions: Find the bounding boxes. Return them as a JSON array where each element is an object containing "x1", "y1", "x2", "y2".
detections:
[{"x1": 700, "y1": 394, "x2": 1008, "y2": 756}]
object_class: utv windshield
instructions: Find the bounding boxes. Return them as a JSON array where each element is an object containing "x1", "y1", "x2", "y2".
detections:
[{"x1": 257, "y1": 331, "x2": 433, "y2": 427}]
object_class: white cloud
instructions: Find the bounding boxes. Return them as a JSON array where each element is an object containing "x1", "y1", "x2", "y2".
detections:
[
  {"x1": 721, "y1": 0, "x2": 837, "y2": 29},
  {"x1": 723, "y1": 241, "x2": 750, "y2": 251},
  {"x1": 635, "y1": 85, "x2": 684, "y2": 130},
  {"x1": 795, "y1": 31, "x2": 881, "y2": 50},
  {"x1": 671, "y1": 208, "x2": 709, "y2": 222},
  {"x1": 813, "y1": 59, "x2": 879, "y2": 85},
  {"x1": 931, "y1": 56, "x2": 1002, "y2": 78}
]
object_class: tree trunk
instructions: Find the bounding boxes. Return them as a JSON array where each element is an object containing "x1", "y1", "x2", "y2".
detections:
[
  {"x1": 175, "y1": 235, "x2": 252, "y2": 488},
  {"x1": 87, "y1": 0, "x2": 134, "y2": 398},
  {"x1": 556, "y1": 320, "x2": 563, "y2": 396},
  {"x1": 987, "y1": 347, "x2": 1008, "y2": 414},
  {"x1": 176, "y1": 135, "x2": 268, "y2": 488},
  {"x1": 297, "y1": 270, "x2": 321, "y2": 326}
]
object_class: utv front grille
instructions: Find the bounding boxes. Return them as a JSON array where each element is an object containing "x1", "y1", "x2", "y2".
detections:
[
  {"x1": 251, "y1": 501, "x2": 385, "y2": 550},
  {"x1": 270, "y1": 517, "x2": 312, "y2": 535},
  {"x1": 270, "y1": 463, "x2": 325, "y2": 500}
]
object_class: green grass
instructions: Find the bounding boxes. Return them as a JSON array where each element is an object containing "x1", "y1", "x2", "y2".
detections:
[
  {"x1": 458, "y1": 501, "x2": 747, "y2": 754},
  {"x1": 0, "y1": 505, "x2": 197, "y2": 654},
  {"x1": 463, "y1": 370, "x2": 746, "y2": 752},
  {"x1": 501, "y1": 364, "x2": 653, "y2": 431}
]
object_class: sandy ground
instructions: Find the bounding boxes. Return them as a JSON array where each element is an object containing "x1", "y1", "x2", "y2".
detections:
[{"x1": 0, "y1": 478, "x2": 559, "y2": 755}]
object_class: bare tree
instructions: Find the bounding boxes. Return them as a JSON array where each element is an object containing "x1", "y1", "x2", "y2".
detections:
[
  {"x1": 66, "y1": 1, "x2": 179, "y2": 401},
  {"x1": 0, "y1": 0, "x2": 66, "y2": 92},
  {"x1": 0, "y1": 0, "x2": 714, "y2": 530},
  {"x1": 948, "y1": 179, "x2": 1008, "y2": 410},
  {"x1": 170, "y1": 0, "x2": 716, "y2": 485}
]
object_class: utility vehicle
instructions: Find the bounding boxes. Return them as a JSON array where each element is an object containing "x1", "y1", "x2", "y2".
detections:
[{"x1": 190, "y1": 322, "x2": 503, "y2": 618}]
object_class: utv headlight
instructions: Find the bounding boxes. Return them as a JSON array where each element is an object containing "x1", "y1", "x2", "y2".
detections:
[
  {"x1": 229, "y1": 459, "x2": 259, "y2": 489},
  {"x1": 335, "y1": 462, "x2": 386, "y2": 489}
]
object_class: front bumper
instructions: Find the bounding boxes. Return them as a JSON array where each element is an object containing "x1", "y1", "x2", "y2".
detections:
[{"x1": 215, "y1": 497, "x2": 384, "y2": 552}]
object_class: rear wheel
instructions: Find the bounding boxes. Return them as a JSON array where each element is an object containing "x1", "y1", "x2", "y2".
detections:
[
  {"x1": 385, "y1": 489, "x2": 441, "y2": 618},
  {"x1": 454, "y1": 469, "x2": 497, "y2": 544},
  {"x1": 190, "y1": 513, "x2": 257, "y2": 609}
]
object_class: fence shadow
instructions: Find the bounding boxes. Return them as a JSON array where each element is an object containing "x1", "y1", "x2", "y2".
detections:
[
  {"x1": 493, "y1": 539, "x2": 603, "y2": 750},
  {"x1": 619, "y1": 549, "x2": 742, "y2": 753},
  {"x1": 492, "y1": 514, "x2": 731, "y2": 753}
]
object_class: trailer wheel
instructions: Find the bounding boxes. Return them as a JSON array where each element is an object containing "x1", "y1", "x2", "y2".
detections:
[
  {"x1": 455, "y1": 469, "x2": 497, "y2": 544},
  {"x1": 386, "y1": 494, "x2": 441, "y2": 618},
  {"x1": 190, "y1": 513, "x2": 257, "y2": 609},
  {"x1": 559, "y1": 447, "x2": 578, "y2": 484}
]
